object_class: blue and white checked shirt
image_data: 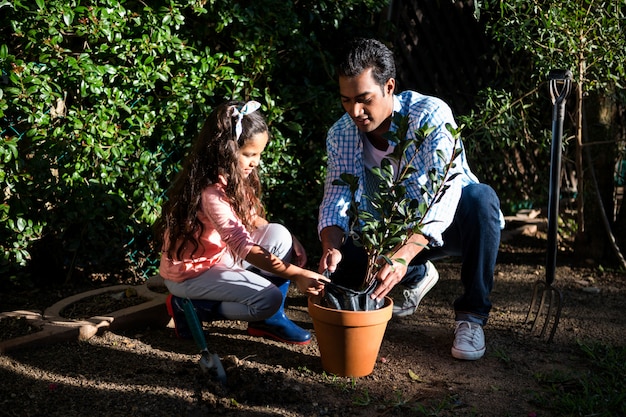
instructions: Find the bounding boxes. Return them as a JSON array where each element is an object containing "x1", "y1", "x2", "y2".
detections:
[{"x1": 318, "y1": 91, "x2": 487, "y2": 247}]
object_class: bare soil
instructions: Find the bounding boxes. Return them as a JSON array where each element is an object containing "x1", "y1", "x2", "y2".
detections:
[{"x1": 1, "y1": 233, "x2": 625, "y2": 417}]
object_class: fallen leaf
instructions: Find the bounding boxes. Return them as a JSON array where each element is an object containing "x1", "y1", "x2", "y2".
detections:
[{"x1": 408, "y1": 369, "x2": 421, "y2": 382}]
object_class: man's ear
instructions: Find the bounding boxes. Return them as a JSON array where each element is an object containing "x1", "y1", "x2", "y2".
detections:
[{"x1": 385, "y1": 78, "x2": 395, "y2": 95}]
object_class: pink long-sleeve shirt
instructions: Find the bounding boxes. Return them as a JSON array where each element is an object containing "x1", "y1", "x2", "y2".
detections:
[{"x1": 159, "y1": 179, "x2": 256, "y2": 283}]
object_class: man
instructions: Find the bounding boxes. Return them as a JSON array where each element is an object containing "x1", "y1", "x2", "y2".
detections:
[{"x1": 317, "y1": 38, "x2": 503, "y2": 360}]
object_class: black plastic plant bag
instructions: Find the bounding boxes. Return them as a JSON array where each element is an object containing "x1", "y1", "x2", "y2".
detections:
[{"x1": 321, "y1": 279, "x2": 384, "y2": 311}]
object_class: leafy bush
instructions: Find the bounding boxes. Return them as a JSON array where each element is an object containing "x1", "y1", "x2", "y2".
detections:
[
  {"x1": 458, "y1": 85, "x2": 553, "y2": 214},
  {"x1": 0, "y1": 0, "x2": 388, "y2": 286},
  {"x1": 461, "y1": 1, "x2": 626, "y2": 224}
]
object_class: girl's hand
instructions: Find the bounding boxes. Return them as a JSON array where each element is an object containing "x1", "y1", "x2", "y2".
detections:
[
  {"x1": 291, "y1": 235, "x2": 308, "y2": 268},
  {"x1": 294, "y1": 270, "x2": 329, "y2": 296}
]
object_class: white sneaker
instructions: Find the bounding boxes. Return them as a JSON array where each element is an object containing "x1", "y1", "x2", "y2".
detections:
[
  {"x1": 451, "y1": 321, "x2": 486, "y2": 360},
  {"x1": 392, "y1": 261, "x2": 439, "y2": 317}
]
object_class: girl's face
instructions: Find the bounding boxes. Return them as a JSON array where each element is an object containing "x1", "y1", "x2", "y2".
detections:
[{"x1": 237, "y1": 131, "x2": 268, "y2": 177}]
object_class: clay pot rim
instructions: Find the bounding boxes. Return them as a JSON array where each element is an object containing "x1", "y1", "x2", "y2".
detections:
[{"x1": 307, "y1": 296, "x2": 393, "y2": 327}]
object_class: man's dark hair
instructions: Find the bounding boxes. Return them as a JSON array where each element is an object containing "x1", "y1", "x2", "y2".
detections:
[{"x1": 336, "y1": 38, "x2": 396, "y2": 87}]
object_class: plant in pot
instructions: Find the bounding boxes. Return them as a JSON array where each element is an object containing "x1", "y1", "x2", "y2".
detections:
[{"x1": 308, "y1": 112, "x2": 462, "y2": 377}]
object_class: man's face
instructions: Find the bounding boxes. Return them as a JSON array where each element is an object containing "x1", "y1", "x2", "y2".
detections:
[{"x1": 339, "y1": 68, "x2": 395, "y2": 135}]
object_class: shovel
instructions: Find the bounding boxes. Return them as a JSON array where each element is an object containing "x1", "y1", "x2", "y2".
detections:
[
  {"x1": 524, "y1": 69, "x2": 572, "y2": 343},
  {"x1": 181, "y1": 298, "x2": 227, "y2": 384}
]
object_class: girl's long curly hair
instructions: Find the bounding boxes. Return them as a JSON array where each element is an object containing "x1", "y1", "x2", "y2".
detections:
[{"x1": 155, "y1": 100, "x2": 268, "y2": 261}]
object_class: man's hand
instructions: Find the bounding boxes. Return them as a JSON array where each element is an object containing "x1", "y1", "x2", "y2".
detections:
[
  {"x1": 318, "y1": 226, "x2": 345, "y2": 274},
  {"x1": 370, "y1": 234, "x2": 430, "y2": 301},
  {"x1": 319, "y1": 248, "x2": 343, "y2": 275},
  {"x1": 371, "y1": 258, "x2": 408, "y2": 301}
]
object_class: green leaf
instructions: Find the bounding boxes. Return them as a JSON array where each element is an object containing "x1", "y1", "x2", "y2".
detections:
[
  {"x1": 408, "y1": 369, "x2": 421, "y2": 382},
  {"x1": 63, "y1": 10, "x2": 73, "y2": 26},
  {"x1": 16, "y1": 218, "x2": 26, "y2": 232}
]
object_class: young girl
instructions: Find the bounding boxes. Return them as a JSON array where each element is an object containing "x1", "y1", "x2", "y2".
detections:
[{"x1": 155, "y1": 100, "x2": 326, "y2": 345}]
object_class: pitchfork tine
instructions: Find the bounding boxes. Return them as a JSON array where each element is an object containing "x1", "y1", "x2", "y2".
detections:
[
  {"x1": 541, "y1": 286, "x2": 563, "y2": 341},
  {"x1": 525, "y1": 280, "x2": 563, "y2": 342}
]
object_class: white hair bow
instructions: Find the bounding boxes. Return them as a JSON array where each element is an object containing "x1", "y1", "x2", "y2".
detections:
[{"x1": 232, "y1": 100, "x2": 261, "y2": 141}]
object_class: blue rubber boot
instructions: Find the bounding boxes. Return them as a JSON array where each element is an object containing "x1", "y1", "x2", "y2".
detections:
[
  {"x1": 246, "y1": 280, "x2": 311, "y2": 345},
  {"x1": 166, "y1": 294, "x2": 222, "y2": 339}
]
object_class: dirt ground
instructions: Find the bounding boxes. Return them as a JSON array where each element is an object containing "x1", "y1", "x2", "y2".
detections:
[{"x1": 1, "y1": 232, "x2": 625, "y2": 417}]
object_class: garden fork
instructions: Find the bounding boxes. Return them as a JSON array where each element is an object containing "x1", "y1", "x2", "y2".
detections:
[{"x1": 524, "y1": 69, "x2": 572, "y2": 343}]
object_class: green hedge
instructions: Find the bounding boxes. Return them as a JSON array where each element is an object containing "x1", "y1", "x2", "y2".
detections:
[{"x1": 0, "y1": 0, "x2": 387, "y2": 286}]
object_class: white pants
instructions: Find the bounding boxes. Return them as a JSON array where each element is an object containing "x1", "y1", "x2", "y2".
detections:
[{"x1": 164, "y1": 223, "x2": 292, "y2": 321}]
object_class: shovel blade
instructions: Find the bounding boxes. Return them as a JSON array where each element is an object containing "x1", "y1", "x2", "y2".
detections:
[{"x1": 200, "y1": 351, "x2": 227, "y2": 384}]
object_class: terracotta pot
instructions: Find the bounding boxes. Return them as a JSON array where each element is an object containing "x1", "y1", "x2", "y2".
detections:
[{"x1": 307, "y1": 296, "x2": 393, "y2": 377}]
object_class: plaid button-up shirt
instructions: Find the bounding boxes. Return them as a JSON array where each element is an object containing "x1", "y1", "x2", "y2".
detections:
[{"x1": 318, "y1": 91, "x2": 486, "y2": 247}]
